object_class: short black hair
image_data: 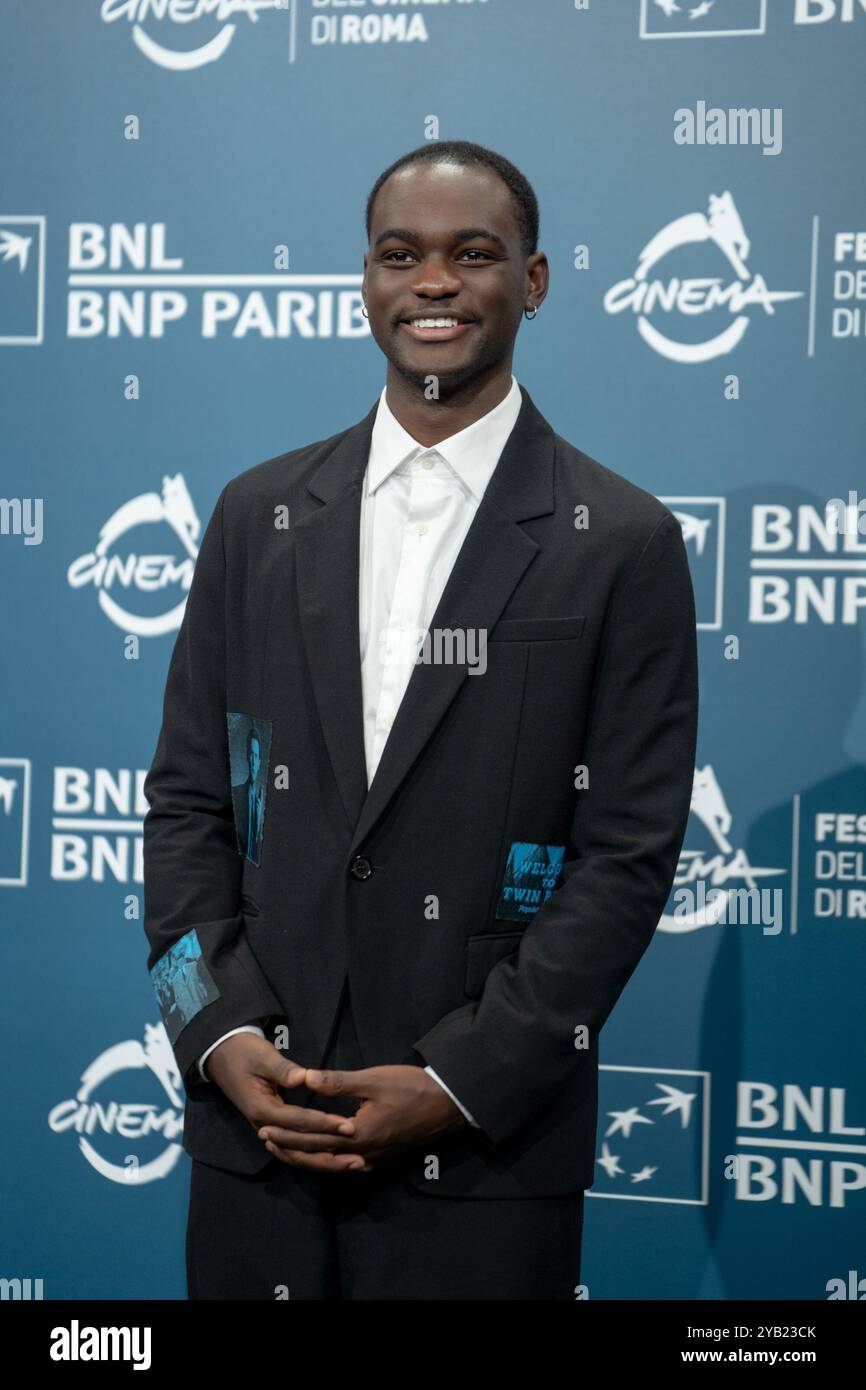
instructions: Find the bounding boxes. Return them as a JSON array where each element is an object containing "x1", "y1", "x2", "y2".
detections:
[{"x1": 365, "y1": 141, "x2": 539, "y2": 259}]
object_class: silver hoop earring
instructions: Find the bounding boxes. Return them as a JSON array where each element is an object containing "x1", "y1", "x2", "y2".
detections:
[
  {"x1": 362, "y1": 304, "x2": 369, "y2": 318},
  {"x1": 524, "y1": 305, "x2": 538, "y2": 320}
]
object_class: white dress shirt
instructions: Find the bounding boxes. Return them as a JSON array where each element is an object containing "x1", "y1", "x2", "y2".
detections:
[{"x1": 199, "y1": 376, "x2": 524, "y2": 1133}]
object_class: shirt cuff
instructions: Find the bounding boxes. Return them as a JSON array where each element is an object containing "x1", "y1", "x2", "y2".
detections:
[
  {"x1": 424, "y1": 1064, "x2": 480, "y2": 1128},
  {"x1": 197, "y1": 1024, "x2": 265, "y2": 1082}
]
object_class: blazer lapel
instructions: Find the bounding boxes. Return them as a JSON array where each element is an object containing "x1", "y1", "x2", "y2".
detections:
[
  {"x1": 293, "y1": 403, "x2": 377, "y2": 835},
  {"x1": 294, "y1": 385, "x2": 557, "y2": 849}
]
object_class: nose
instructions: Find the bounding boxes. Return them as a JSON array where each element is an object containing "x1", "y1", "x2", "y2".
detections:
[{"x1": 408, "y1": 252, "x2": 463, "y2": 299}]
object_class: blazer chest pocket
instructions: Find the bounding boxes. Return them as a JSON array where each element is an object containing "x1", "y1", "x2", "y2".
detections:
[
  {"x1": 489, "y1": 615, "x2": 585, "y2": 642},
  {"x1": 464, "y1": 931, "x2": 525, "y2": 999}
]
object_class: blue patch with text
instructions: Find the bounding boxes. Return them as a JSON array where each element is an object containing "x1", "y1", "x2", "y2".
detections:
[{"x1": 495, "y1": 841, "x2": 566, "y2": 922}]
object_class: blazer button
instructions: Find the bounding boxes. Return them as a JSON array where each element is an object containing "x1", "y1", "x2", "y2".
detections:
[{"x1": 349, "y1": 855, "x2": 373, "y2": 881}]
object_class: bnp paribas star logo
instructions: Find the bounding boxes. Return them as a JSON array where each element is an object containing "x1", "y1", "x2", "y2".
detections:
[
  {"x1": 99, "y1": 0, "x2": 291, "y2": 72},
  {"x1": 0, "y1": 218, "x2": 46, "y2": 345},
  {"x1": 640, "y1": 0, "x2": 767, "y2": 39},
  {"x1": 591, "y1": 1065, "x2": 711, "y2": 1205}
]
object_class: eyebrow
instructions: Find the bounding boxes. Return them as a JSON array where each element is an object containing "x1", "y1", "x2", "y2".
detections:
[{"x1": 373, "y1": 226, "x2": 508, "y2": 252}]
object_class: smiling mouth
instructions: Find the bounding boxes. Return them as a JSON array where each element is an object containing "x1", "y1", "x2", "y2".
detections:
[{"x1": 400, "y1": 317, "x2": 476, "y2": 342}]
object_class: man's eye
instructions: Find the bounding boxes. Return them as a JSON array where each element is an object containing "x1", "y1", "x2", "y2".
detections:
[{"x1": 381, "y1": 249, "x2": 492, "y2": 263}]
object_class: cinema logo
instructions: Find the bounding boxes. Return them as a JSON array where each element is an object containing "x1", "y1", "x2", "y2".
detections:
[
  {"x1": 99, "y1": 0, "x2": 289, "y2": 72},
  {"x1": 67, "y1": 222, "x2": 366, "y2": 339},
  {"x1": 51, "y1": 766, "x2": 147, "y2": 883},
  {"x1": 659, "y1": 765, "x2": 786, "y2": 934},
  {"x1": 750, "y1": 502, "x2": 866, "y2": 625},
  {"x1": 732, "y1": 1081, "x2": 866, "y2": 1208},
  {"x1": 48, "y1": 1023, "x2": 183, "y2": 1186},
  {"x1": 603, "y1": 192, "x2": 802, "y2": 363},
  {"x1": 68, "y1": 473, "x2": 200, "y2": 637}
]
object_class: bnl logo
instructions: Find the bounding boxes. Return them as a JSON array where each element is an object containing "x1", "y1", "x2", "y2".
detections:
[
  {"x1": 660, "y1": 496, "x2": 725, "y2": 630},
  {"x1": 640, "y1": 0, "x2": 767, "y2": 39},
  {"x1": 0, "y1": 217, "x2": 46, "y2": 344},
  {"x1": 589, "y1": 1065, "x2": 711, "y2": 1204}
]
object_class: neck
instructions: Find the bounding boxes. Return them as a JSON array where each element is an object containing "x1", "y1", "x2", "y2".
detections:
[{"x1": 384, "y1": 363, "x2": 514, "y2": 447}]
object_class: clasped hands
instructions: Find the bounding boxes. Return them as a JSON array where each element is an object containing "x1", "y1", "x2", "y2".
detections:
[{"x1": 205, "y1": 1031, "x2": 468, "y2": 1172}]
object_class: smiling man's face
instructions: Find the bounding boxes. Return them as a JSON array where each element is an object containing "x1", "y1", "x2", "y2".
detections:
[{"x1": 363, "y1": 160, "x2": 543, "y2": 397}]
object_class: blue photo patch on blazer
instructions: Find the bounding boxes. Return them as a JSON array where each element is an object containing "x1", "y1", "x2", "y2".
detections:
[
  {"x1": 495, "y1": 842, "x2": 566, "y2": 922},
  {"x1": 227, "y1": 711, "x2": 272, "y2": 867},
  {"x1": 150, "y1": 928, "x2": 220, "y2": 1046}
]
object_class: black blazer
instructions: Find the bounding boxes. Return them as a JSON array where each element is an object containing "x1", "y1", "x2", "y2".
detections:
[{"x1": 143, "y1": 384, "x2": 699, "y2": 1198}]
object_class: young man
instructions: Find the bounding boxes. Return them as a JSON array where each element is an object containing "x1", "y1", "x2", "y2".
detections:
[{"x1": 143, "y1": 141, "x2": 699, "y2": 1300}]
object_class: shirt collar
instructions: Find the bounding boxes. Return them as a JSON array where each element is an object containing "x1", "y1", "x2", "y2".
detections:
[{"x1": 366, "y1": 375, "x2": 522, "y2": 500}]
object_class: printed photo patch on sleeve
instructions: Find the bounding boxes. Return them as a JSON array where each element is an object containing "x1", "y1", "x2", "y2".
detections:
[
  {"x1": 227, "y1": 711, "x2": 272, "y2": 867},
  {"x1": 150, "y1": 928, "x2": 221, "y2": 1046},
  {"x1": 495, "y1": 842, "x2": 567, "y2": 922}
]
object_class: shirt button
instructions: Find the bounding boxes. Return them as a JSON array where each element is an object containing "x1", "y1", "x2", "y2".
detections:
[
  {"x1": 418, "y1": 524, "x2": 428, "y2": 536},
  {"x1": 349, "y1": 855, "x2": 373, "y2": 881},
  {"x1": 422, "y1": 457, "x2": 434, "y2": 470}
]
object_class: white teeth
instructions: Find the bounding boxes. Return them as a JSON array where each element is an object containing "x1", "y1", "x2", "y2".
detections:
[{"x1": 410, "y1": 317, "x2": 461, "y2": 328}]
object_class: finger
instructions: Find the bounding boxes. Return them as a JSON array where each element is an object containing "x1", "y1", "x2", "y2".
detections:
[
  {"x1": 257, "y1": 1126, "x2": 360, "y2": 1153},
  {"x1": 269, "y1": 1058, "x2": 308, "y2": 1089},
  {"x1": 252, "y1": 1102, "x2": 356, "y2": 1136},
  {"x1": 304, "y1": 1067, "x2": 375, "y2": 1098},
  {"x1": 264, "y1": 1142, "x2": 373, "y2": 1173}
]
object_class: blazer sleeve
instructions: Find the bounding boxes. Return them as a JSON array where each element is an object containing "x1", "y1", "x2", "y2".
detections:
[
  {"x1": 142, "y1": 482, "x2": 282, "y2": 1091},
  {"x1": 413, "y1": 511, "x2": 699, "y2": 1148}
]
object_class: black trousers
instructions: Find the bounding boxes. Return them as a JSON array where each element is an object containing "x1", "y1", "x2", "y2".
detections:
[{"x1": 186, "y1": 985, "x2": 584, "y2": 1300}]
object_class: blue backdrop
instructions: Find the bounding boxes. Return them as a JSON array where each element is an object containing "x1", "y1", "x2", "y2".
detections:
[{"x1": 2, "y1": 0, "x2": 865, "y2": 1301}]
